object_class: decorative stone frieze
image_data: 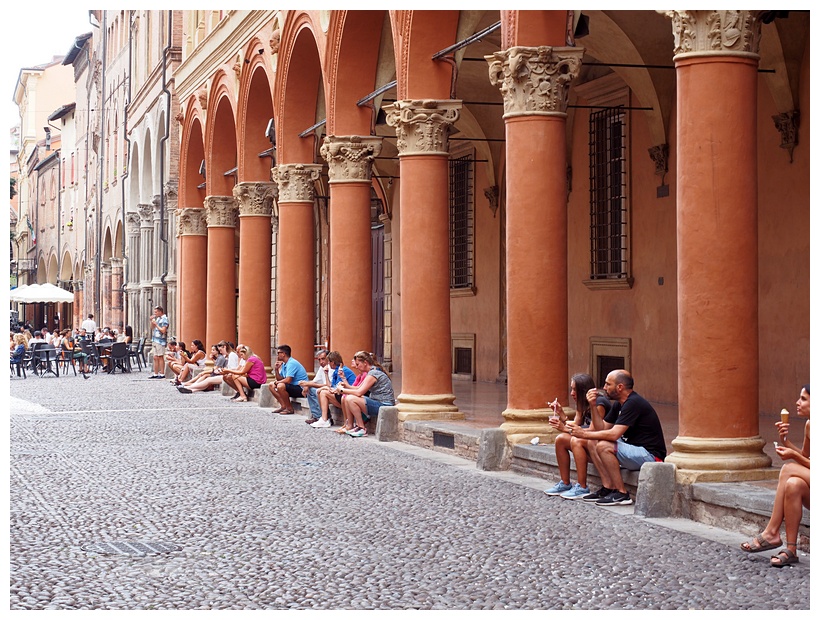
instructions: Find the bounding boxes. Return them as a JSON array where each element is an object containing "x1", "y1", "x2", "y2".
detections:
[
  {"x1": 772, "y1": 110, "x2": 800, "y2": 163},
  {"x1": 663, "y1": 11, "x2": 763, "y2": 59},
  {"x1": 271, "y1": 164, "x2": 322, "y2": 203},
  {"x1": 204, "y1": 196, "x2": 238, "y2": 228},
  {"x1": 176, "y1": 208, "x2": 208, "y2": 236},
  {"x1": 320, "y1": 136, "x2": 383, "y2": 183},
  {"x1": 383, "y1": 100, "x2": 461, "y2": 157},
  {"x1": 648, "y1": 144, "x2": 669, "y2": 176},
  {"x1": 486, "y1": 46, "x2": 583, "y2": 118},
  {"x1": 233, "y1": 182, "x2": 276, "y2": 217}
]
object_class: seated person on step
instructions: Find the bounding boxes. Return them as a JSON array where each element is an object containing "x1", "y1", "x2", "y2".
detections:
[
  {"x1": 569, "y1": 369, "x2": 666, "y2": 506},
  {"x1": 169, "y1": 338, "x2": 205, "y2": 385},
  {"x1": 311, "y1": 350, "x2": 358, "y2": 428},
  {"x1": 299, "y1": 349, "x2": 331, "y2": 424},
  {"x1": 222, "y1": 344, "x2": 266, "y2": 402},
  {"x1": 544, "y1": 373, "x2": 612, "y2": 500},
  {"x1": 178, "y1": 342, "x2": 235, "y2": 393},
  {"x1": 740, "y1": 384, "x2": 810, "y2": 567},
  {"x1": 269, "y1": 344, "x2": 309, "y2": 415},
  {"x1": 337, "y1": 350, "x2": 395, "y2": 438}
]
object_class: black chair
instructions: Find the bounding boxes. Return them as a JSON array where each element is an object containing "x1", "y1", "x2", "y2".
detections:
[
  {"x1": 128, "y1": 337, "x2": 145, "y2": 371},
  {"x1": 81, "y1": 341, "x2": 101, "y2": 374},
  {"x1": 108, "y1": 342, "x2": 131, "y2": 373},
  {"x1": 10, "y1": 352, "x2": 28, "y2": 378},
  {"x1": 58, "y1": 342, "x2": 78, "y2": 376},
  {"x1": 35, "y1": 345, "x2": 60, "y2": 378},
  {"x1": 28, "y1": 342, "x2": 46, "y2": 373}
]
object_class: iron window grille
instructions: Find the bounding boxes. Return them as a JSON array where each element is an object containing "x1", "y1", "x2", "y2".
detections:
[
  {"x1": 449, "y1": 153, "x2": 474, "y2": 290},
  {"x1": 589, "y1": 105, "x2": 628, "y2": 280}
]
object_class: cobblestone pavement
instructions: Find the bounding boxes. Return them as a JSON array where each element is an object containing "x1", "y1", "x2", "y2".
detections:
[{"x1": 8, "y1": 373, "x2": 811, "y2": 611}]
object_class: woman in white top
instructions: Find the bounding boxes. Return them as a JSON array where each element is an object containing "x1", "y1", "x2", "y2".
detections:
[
  {"x1": 178, "y1": 341, "x2": 238, "y2": 393},
  {"x1": 170, "y1": 339, "x2": 206, "y2": 385}
]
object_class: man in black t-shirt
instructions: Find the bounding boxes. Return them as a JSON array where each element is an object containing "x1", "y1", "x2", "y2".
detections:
[{"x1": 569, "y1": 369, "x2": 666, "y2": 506}]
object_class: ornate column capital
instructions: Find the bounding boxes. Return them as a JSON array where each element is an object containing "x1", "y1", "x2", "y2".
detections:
[
  {"x1": 384, "y1": 100, "x2": 461, "y2": 157},
  {"x1": 233, "y1": 182, "x2": 276, "y2": 217},
  {"x1": 320, "y1": 135, "x2": 383, "y2": 183},
  {"x1": 663, "y1": 11, "x2": 763, "y2": 59},
  {"x1": 272, "y1": 164, "x2": 322, "y2": 203},
  {"x1": 138, "y1": 203, "x2": 153, "y2": 225},
  {"x1": 486, "y1": 46, "x2": 583, "y2": 118},
  {"x1": 176, "y1": 208, "x2": 208, "y2": 236},
  {"x1": 204, "y1": 196, "x2": 238, "y2": 228},
  {"x1": 126, "y1": 212, "x2": 141, "y2": 232}
]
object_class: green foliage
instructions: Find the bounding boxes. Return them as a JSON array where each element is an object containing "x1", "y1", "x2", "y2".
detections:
[{"x1": 10, "y1": 177, "x2": 17, "y2": 199}]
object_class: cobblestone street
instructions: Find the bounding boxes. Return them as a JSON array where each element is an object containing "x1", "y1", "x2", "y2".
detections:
[{"x1": 9, "y1": 373, "x2": 811, "y2": 611}]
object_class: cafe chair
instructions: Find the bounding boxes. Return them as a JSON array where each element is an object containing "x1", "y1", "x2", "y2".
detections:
[{"x1": 108, "y1": 342, "x2": 131, "y2": 374}]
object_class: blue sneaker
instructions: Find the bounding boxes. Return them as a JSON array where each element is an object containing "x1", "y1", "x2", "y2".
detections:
[
  {"x1": 543, "y1": 480, "x2": 572, "y2": 496},
  {"x1": 560, "y1": 483, "x2": 590, "y2": 500}
]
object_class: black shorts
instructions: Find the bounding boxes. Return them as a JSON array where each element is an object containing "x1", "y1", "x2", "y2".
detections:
[
  {"x1": 247, "y1": 377, "x2": 262, "y2": 390},
  {"x1": 284, "y1": 382, "x2": 302, "y2": 399}
]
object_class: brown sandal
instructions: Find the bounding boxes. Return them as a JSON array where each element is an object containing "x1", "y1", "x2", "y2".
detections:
[
  {"x1": 771, "y1": 548, "x2": 799, "y2": 567},
  {"x1": 740, "y1": 533, "x2": 782, "y2": 553}
]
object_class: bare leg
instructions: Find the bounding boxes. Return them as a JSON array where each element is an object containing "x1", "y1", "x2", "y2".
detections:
[
  {"x1": 782, "y1": 475, "x2": 809, "y2": 556},
  {"x1": 570, "y1": 437, "x2": 590, "y2": 488},
  {"x1": 346, "y1": 395, "x2": 367, "y2": 429},
  {"x1": 554, "y1": 433, "x2": 572, "y2": 484},
  {"x1": 588, "y1": 440, "x2": 624, "y2": 491}
]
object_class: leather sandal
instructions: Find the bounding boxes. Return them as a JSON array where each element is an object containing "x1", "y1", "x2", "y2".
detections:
[{"x1": 771, "y1": 548, "x2": 799, "y2": 567}]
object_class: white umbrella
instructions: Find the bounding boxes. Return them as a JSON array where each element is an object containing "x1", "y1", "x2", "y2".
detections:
[
  {"x1": 14, "y1": 283, "x2": 74, "y2": 303},
  {"x1": 9, "y1": 284, "x2": 31, "y2": 302}
]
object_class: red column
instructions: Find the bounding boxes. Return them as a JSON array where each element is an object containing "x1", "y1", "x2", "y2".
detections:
[
  {"x1": 176, "y1": 207, "x2": 208, "y2": 345},
  {"x1": 272, "y1": 164, "x2": 322, "y2": 367},
  {"x1": 235, "y1": 182, "x2": 275, "y2": 369},
  {"x1": 385, "y1": 100, "x2": 462, "y2": 420},
  {"x1": 204, "y1": 196, "x2": 237, "y2": 347},
  {"x1": 320, "y1": 136, "x2": 383, "y2": 365},
  {"x1": 487, "y1": 46, "x2": 583, "y2": 443},
  {"x1": 665, "y1": 11, "x2": 771, "y2": 480}
]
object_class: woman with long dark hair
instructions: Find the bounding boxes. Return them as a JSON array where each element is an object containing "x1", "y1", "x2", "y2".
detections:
[
  {"x1": 741, "y1": 385, "x2": 810, "y2": 566},
  {"x1": 543, "y1": 373, "x2": 612, "y2": 499}
]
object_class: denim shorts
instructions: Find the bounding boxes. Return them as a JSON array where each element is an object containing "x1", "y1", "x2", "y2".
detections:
[
  {"x1": 614, "y1": 438, "x2": 658, "y2": 470},
  {"x1": 363, "y1": 396, "x2": 390, "y2": 419}
]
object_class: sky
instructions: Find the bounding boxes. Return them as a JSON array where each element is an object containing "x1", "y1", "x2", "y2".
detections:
[{"x1": 6, "y1": 7, "x2": 94, "y2": 133}]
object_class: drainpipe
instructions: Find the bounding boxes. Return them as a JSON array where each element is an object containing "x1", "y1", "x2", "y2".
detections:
[
  {"x1": 159, "y1": 10, "x2": 172, "y2": 292},
  {"x1": 120, "y1": 10, "x2": 134, "y2": 324},
  {"x1": 95, "y1": 11, "x2": 108, "y2": 320}
]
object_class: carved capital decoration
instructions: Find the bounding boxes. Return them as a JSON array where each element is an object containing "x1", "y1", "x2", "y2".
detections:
[
  {"x1": 320, "y1": 135, "x2": 383, "y2": 183},
  {"x1": 772, "y1": 110, "x2": 800, "y2": 163},
  {"x1": 270, "y1": 29, "x2": 281, "y2": 55},
  {"x1": 138, "y1": 203, "x2": 153, "y2": 225},
  {"x1": 484, "y1": 186, "x2": 499, "y2": 218},
  {"x1": 486, "y1": 46, "x2": 583, "y2": 118},
  {"x1": 126, "y1": 212, "x2": 141, "y2": 233},
  {"x1": 663, "y1": 11, "x2": 763, "y2": 59},
  {"x1": 204, "y1": 196, "x2": 238, "y2": 228},
  {"x1": 648, "y1": 144, "x2": 670, "y2": 177},
  {"x1": 176, "y1": 208, "x2": 207, "y2": 237},
  {"x1": 384, "y1": 100, "x2": 461, "y2": 157},
  {"x1": 164, "y1": 180, "x2": 179, "y2": 205},
  {"x1": 271, "y1": 164, "x2": 322, "y2": 203},
  {"x1": 233, "y1": 182, "x2": 276, "y2": 217}
]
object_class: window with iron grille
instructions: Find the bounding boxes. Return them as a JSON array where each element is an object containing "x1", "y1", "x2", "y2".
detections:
[
  {"x1": 449, "y1": 152, "x2": 474, "y2": 290},
  {"x1": 589, "y1": 106, "x2": 628, "y2": 280}
]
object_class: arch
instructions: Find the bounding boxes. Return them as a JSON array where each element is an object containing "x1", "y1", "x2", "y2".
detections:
[
  {"x1": 579, "y1": 11, "x2": 668, "y2": 147},
  {"x1": 60, "y1": 249, "x2": 73, "y2": 282},
  {"x1": 141, "y1": 127, "x2": 155, "y2": 204},
  {"x1": 237, "y1": 44, "x2": 276, "y2": 182},
  {"x1": 205, "y1": 72, "x2": 239, "y2": 195},
  {"x1": 275, "y1": 12, "x2": 324, "y2": 163},
  {"x1": 128, "y1": 140, "x2": 141, "y2": 212},
  {"x1": 391, "y1": 10, "x2": 460, "y2": 100},
  {"x1": 102, "y1": 226, "x2": 114, "y2": 262},
  {"x1": 47, "y1": 253, "x2": 59, "y2": 283},
  {"x1": 179, "y1": 101, "x2": 207, "y2": 209},
  {"x1": 325, "y1": 10, "x2": 388, "y2": 135},
  {"x1": 113, "y1": 220, "x2": 123, "y2": 259}
]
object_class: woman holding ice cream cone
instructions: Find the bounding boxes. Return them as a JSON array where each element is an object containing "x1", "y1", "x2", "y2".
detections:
[{"x1": 740, "y1": 385, "x2": 810, "y2": 566}]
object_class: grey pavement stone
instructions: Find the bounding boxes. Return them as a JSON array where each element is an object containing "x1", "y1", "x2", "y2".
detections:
[
  {"x1": 375, "y1": 406, "x2": 399, "y2": 442},
  {"x1": 476, "y1": 428, "x2": 509, "y2": 471},
  {"x1": 8, "y1": 375, "x2": 811, "y2": 610},
  {"x1": 635, "y1": 462, "x2": 676, "y2": 518}
]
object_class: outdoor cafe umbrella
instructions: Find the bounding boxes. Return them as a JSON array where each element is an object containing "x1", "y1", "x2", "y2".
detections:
[
  {"x1": 9, "y1": 284, "x2": 31, "y2": 302},
  {"x1": 12, "y1": 283, "x2": 74, "y2": 303}
]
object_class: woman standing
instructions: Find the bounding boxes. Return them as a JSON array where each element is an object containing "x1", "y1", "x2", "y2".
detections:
[{"x1": 740, "y1": 385, "x2": 810, "y2": 566}]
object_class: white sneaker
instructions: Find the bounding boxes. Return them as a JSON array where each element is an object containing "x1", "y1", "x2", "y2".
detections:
[{"x1": 311, "y1": 418, "x2": 331, "y2": 428}]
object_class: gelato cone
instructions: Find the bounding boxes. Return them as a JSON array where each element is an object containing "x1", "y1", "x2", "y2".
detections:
[{"x1": 780, "y1": 408, "x2": 789, "y2": 424}]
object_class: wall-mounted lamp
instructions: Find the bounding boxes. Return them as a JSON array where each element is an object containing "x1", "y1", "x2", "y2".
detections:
[{"x1": 198, "y1": 160, "x2": 206, "y2": 179}]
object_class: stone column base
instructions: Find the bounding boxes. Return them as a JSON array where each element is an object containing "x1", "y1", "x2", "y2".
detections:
[
  {"x1": 667, "y1": 435, "x2": 777, "y2": 483},
  {"x1": 500, "y1": 407, "x2": 562, "y2": 445},
  {"x1": 396, "y1": 393, "x2": 463, "y2": 421}
]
